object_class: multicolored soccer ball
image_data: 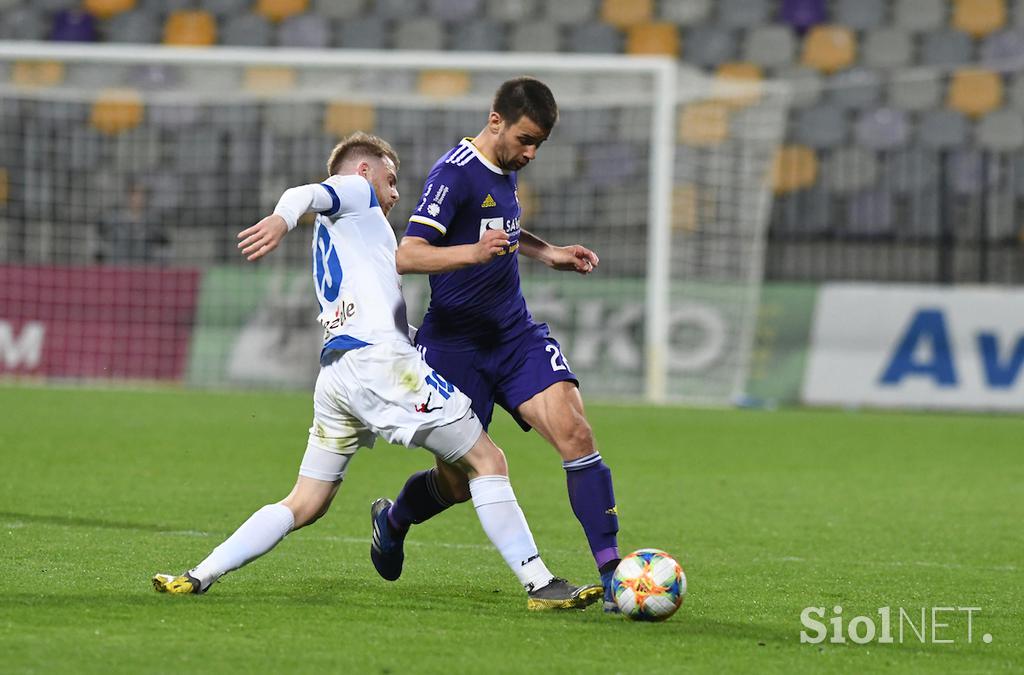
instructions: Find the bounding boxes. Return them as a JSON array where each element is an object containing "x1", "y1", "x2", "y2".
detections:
[{"x1": 612, "y1": 548, "x2": 686, "y2": 621}]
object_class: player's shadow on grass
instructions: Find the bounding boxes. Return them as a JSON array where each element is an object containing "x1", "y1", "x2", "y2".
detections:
[{"x1": 0, "y1": 510, "x2": 187, "y2": 534}]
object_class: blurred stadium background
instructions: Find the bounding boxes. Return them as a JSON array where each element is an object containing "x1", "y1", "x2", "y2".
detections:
[{"x1": 1, "y1": 0, "x2": 1022, "y2": 411}]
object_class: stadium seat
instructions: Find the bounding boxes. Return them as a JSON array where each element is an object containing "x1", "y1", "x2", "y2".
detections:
[
  {"x1": 713, "y1": 62, "x2": 763, "y2": 107},
  {"x1": 244, "y1": 67, "x2": 297, "y2": 93},
  {"x1": 182, "y1": 64, "x2": 241, "y2": 94},
  {"x1": 683, "y1": 26, "x2": 734, "y2": 66},
  {"x1": 624, "y1": 22, "x2": 679, "y2": 56},
  {"x1": 801, "y1": 25, "x2": 856, "y2": 74},
  {"x1": 826, "y1": 146, "x2": 879, "y2": 193},
  {"x1": 862, "y1": 28, "x2": 912, "y2": 68},
  {"x1": 450, "y1": 19, "x2": 507, "y2": 51},
  {"x1": 163, "y1": 10, "x2": 217, "y2": 46},
  {"x1": 770, "y1": 144, "x2": 818, "y2": 193},
  {"x1": 828, "y1": 68, "x2": 882, "y2": 110},
  {"x1": 717, "y1": 0, "x2": 770, "y2": 28},
  {"x1": 976, "y1": 109, "x2": 1024, "y2": 150},
  {"x1": 677, "y1": 101, "x2": 730, "y2": 146},
  {"x1": 129, "y1": 63, "x2": 179, "y2": 90},
  {"x1": 948, "y1": 69, "x2": 1003, "y2": 117},
  {"x1": 172, "y1": 127, "x2": 223, "y2": 174},
  {"x1": 919, "y1": 109, "x2": 968, "y2": 148},
  {"x1": 524, "y1": 143, "x2": 578, "y2": 183},
  {"x1": 854, "y1": 107, "x2": 910, "y2": 149},
  {"x1": 793, "y1": 103, "x2": 848, "y2": 148},
  {"x1": 980, "y1": 28, "x2": 1024, "y2": 62},
  {"x1": 775, "y1": 65, "x2": 824, "y2": 107},
  {"x1": 509, "y1": 20, "x2": 560, "y2": 52},
  {"x1": 921, "y1": 28, "x2": 973, "y2": 66},
  {"x1": 0, "y1": 7, "x2": 47, "y2": 40},
  {"x1": 394, "y1": 18, "x2": 445, "y2": 50},
  {"x1": 68, "y1": 63, "x2": 128, "y2": 88},
  {"x1": 310, "y1": 0, "x2": 363, "y2": 20},
  {"x1": 277, "y1": 13, "x2": 330, "y2": 48},
  {"x1": 221, "y1": 13, "x2": 273, "y2": 47},
  {"x1": 744, "y1": 25, "x2": 796, "y2": 68},
  {"x1": 148, "y1": 101, "x2": 202, "y2": 128},
  {"x1": 89, "y1": 89, "x2": 144, "y2": 135},
  {"x1": 1010, "y1": 73, "x2": 1024, "y2": 109},
  {"x1": 50, "y1": 9, "x2": 98, "y2": 42},
  {"x1": 845, "y1": 189, "x2": 894, "y2": 235},
  {"x1": 658, "y1": 0, "x2": 710, "y2": 25},
  {"x1": 105, "y1": 9, "x2": 160, "y2": 44},
  {"x1": 11, "y1": 61, "x2": 65, "y2": 88},
  {"x1": 111, "y1": 126, "x2": 161, "y2": 171},
  {"x1": 894, "y1": 0, "x2": 945, "y2": 30},
  {"x1": 566, "y1": 21, "x2": 623, "y2": 53},
  {"x1": 946, "y1": 149, "x2": 985, "y2": 194},
  {"x1": 583, "y1": 142, "x2": 640, "y2": 187},
  {"x1": 323, "y1": 102, "x2": 376, "y2": 136},
  {"x1": 952, "y1": 0, "x2": 1006, "y2": 38},
  {"x1": 203, "y1": 0, "x2": 252, "y2": 17},
  {"x1": 417, "y1": 70, "x2": 471, "y2": 97},
  {"x1": 428, "y1": 0, "x2": 482, "y2": 22},
  {"x1": 835, "y1": 0, "x2": 885, "y2": 30},
  {"x1": 884, "y1": 147, "x2": 939, "y2": 193},
  {"x1": 779, "y1": 0, "x2": 827, "y2": 33},
  {"x1": 548, "y1": 0, "x2": 599, "y2": 25},
  {"x1": 600, "y1": 0, "x2": 651, "y2": 28},
  {"x1": 671, "y1": 183, "x2": 698, "y2": 232},
  {"x1": 485, "y1": 0, "x2": 535, "y2": 22},
  {"x1": 0, "y1": 168, "x2": 7, "y2": 206},
  {"x1": 338, "y1": 17, "x2": 387, "y2": 49},
  {"x1": 67, "y1": 126, "x2": 103, "y2": 173},
  {"x1": 887, "y1": 68, "x2": 942, "y2": 110},
  {"x1": 265, "y1": 102, "x2": 319, "y2": 136},
  {"x1": 83, "y1": 0, "x2": 135, "y2": 20},
  {"x1": 255, "y1": 0, "x2": 308, "y2": 23}
]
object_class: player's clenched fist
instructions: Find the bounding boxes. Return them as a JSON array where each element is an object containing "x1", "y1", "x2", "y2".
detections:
[
  {"x1": 238, "y1": 214, "x2": 288, "y2": 261},
  {"x1": 474, "y1": 228, "x2": 510, "y2": 263}
]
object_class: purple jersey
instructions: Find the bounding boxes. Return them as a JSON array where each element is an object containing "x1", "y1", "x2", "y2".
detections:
[{"x1": 405, "y1": 138, "x2": 535, "y2": 349}]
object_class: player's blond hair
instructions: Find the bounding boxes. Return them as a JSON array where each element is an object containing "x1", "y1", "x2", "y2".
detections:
[{"x1": 326, "y1": 132, "x2": 400, "y2": 177}]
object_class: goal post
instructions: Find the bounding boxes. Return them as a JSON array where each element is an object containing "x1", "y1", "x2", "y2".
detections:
[{"x1": 0, "y1": 42, "x2": 786, "y2": 404}]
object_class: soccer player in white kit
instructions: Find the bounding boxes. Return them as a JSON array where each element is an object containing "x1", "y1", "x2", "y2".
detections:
[{"x1": 152, "y1": 133, "x2": 600, "y2": 610}]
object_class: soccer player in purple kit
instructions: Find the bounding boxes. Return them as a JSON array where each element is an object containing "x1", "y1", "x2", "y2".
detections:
[{"x1": 370, "y1": 76, "x2": 625, "y2": 612}]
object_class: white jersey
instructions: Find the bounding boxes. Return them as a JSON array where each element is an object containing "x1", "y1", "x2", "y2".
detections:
[{"x1": 273, "y1": 174, "x2": 409, "y2": 362}]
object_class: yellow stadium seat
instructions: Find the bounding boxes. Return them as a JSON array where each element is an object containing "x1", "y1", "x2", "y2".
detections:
[
  {"x1": 417, "y1": 70, "x2": 471, "y2": 98},
  {"x1": 771, "y1": 145, "x2": 818, "y2": 194},
  {"x1": 244, "y1": 67, "x2": 297, "y2": 93},
  {"x1": 802, "y1": 25, "x2": 856, "y2": 74},
  {"x1": 90, "y1": 89, "x2": 144, "y2": 135},
  {"x1": 947, "y1": 69, "x2": 1003, "y2": 118},
  {"x1": 678, "y1": 101, "x2": 730, "y2": 146},
  {"x1": 83, "y1": 0, "x2": 135, "y2": 20},
  {"x1": 0, "y1": 168, "x2": 7, "y2": 205},
  {"x1": 515, "y1": 180, "x2": 539, "y2": 220},
  {"x1": 323, "y1": 102, "x2": 377, "y2": 136},
  {"x1": 953, "y1": 0, "x2": 1005, "y2": 38},
  {"x1": 672, "y1": 183, "x2": 698, "y2": 232},
  {"x1": 601, "y1": 0, "x2": 653, "y2": 29},
  {"x1": 256, "y1": 0, "x2": 309, "y2": 23},
  {"x1": 713, "y1": 62, "x2": 763, "y2": 107},
  {"x1": 626, "y1": 23, "x2": 680, "y2": 57},
  {"x1": 163, "y1": 10, "x2": 217, "y2": 46},
  {"x1": 11, "y1": 61, "x2": 65, "y2": 88}
]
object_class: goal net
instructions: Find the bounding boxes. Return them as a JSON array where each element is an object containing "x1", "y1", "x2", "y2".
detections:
[{"x1": 0, "y1": 43, "x2": 786, "y2": 404}]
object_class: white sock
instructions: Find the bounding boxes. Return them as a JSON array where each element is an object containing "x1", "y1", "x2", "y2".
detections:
[
  {"x1": 189, "y1": 503, "x2": 295, "y2": 590},
  {"x1": 469, "y1": 475, "x2": 553, "y2": 590}
]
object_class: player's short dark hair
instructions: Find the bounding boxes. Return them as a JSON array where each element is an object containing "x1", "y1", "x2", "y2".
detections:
[
  {"x1": 492, "y1": 76, "x2": 558, "y2": 132},
  {"x1": 327, "y1": 132, "x2": 400, "y2": 177}
]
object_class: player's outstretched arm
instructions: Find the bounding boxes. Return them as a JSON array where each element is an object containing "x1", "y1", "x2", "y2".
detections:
[
  {"x1": 518, "y1": 229, "x2": 599, "y2": 275},
  {"x1": 237, "y1": 214, "x2": 288, "y2": 262},
  {"x1": 396, "y1": 229, "x2": 510, "y2": 274}
]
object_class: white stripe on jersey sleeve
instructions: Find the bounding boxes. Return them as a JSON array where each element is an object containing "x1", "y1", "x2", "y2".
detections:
[{"x1": 408, "y1": 215, "x2": 447, "y2": 234}]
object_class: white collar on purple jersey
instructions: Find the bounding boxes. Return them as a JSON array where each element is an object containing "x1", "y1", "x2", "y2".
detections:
[{"x1": 459, "y1": 138, "x2": 507, "y2": 175}]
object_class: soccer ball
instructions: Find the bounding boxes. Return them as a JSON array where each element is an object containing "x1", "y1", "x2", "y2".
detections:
[{"x1": 612, "y1": 548, "x2": 686, "y2": 621}]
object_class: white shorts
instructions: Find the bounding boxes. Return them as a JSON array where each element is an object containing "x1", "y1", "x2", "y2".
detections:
[{"x1": 299, "y1": 340, "x2": 479, "y2": 482}]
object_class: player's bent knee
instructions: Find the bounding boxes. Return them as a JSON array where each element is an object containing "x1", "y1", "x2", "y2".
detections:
[
  {"x1": 554, "y1": 416, "x2": 595, "y2": 460},
  {"x1": 459, "y1": 435, "x2": 508, "y2": 477}
]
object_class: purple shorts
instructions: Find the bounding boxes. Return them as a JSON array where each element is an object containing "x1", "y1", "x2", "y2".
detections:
[{"x1": 415, "y1": 323, "x2": 578, "y2": 431}]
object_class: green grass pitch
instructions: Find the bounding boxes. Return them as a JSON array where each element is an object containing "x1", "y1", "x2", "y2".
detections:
[{"x1": 0, "y1": 385, "x2": 1020, "y2": 673}]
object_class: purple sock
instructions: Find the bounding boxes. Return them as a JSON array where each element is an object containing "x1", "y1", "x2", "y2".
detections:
[
  {"x1": 564, "y1": 452, "x2": 620, "y2": 571},
  {"x1": 388, "y1": 468, "x2": 453, "y2": 535}
]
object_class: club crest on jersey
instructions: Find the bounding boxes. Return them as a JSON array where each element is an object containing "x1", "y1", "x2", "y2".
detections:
[{"x1": 481, "y1": 193, "x2": 496, "y2": 208}]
